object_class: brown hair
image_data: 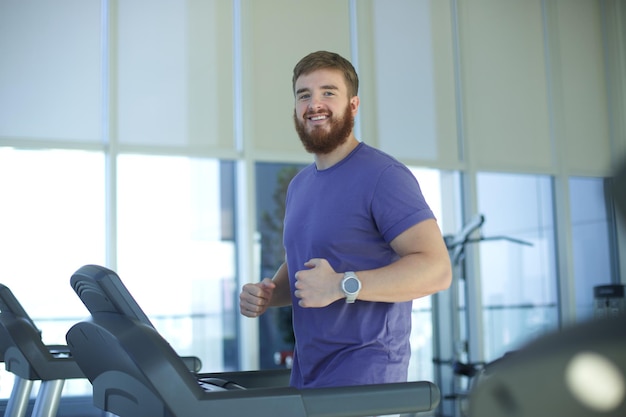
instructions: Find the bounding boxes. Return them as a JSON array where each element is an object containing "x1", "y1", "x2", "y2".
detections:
[{"x1": 292, "y1": 51, "x2": 359, "y2": 97}]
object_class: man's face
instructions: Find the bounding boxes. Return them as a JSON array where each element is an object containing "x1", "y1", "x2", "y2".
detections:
[{"x1": 293, "y1": 68, "x2": 359, "y2": 154}]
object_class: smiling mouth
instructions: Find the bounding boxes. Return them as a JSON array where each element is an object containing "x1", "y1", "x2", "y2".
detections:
[{"x1": 307, "y1": 113, "x2": 329, "y2": 123}]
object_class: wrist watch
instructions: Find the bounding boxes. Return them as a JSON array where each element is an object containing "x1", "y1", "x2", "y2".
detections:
[{"x1": 341, "y1": 271, "x2": 361, "y2": 303}]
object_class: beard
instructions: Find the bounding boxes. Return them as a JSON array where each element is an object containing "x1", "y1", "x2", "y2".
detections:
[{"x1": 293, "y1": 103, "x2": 354, "y2": 154}]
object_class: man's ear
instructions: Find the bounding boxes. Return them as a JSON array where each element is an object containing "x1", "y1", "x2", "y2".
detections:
[{"x1": 350, "y1": 96, "x2": 360, "y2": 115}]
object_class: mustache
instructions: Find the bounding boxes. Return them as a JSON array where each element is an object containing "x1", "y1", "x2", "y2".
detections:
[{"x1": 303, "y1": 110, "x2": 332, "y2": 118}]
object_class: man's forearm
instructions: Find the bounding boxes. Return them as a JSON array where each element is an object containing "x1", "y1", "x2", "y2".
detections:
[{"x1": 269, "y1": 262, "x2": 293, "y2": 307}]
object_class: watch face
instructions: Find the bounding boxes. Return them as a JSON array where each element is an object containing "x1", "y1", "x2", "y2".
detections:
[{"x1": 344, "y1": 277, "x2": 360, "y2": 293}]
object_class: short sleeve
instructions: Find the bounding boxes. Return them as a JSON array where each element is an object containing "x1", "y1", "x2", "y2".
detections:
[{"x1": 371, "y1": 164, "x2": 435, "y2": 243}]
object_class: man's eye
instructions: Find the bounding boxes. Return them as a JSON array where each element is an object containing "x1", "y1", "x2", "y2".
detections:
[
  {"x1": 298, "y1": 94, "x2": 310, "y2": 100},
  {"x1": 323, "y1": 91, "x2": 335, "y2": 96}
]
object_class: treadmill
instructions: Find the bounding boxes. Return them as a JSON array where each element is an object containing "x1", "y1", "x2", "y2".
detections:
[
  {"x1": 65, "y1": 264, "x2": 440, "y2": 417},
  {"x1": 0, "y1": 284, "x2": 84, "y2": 417}
]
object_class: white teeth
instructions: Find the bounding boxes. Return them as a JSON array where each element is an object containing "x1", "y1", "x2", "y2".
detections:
[{"x1": 310, "y1": 115, "x2": 327, "y2": 121}]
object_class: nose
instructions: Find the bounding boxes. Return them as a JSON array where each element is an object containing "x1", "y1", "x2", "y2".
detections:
[
  {"x1": 308, "y1": 104, "x2": 321, "y2": 114},
  {"x1": 308, "y1": 93, "x2": 323, "y2": 111}
]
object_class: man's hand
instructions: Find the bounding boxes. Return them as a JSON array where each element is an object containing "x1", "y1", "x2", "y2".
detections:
[
  {"x1": 294, "y1": 258, "x2": 343, "y2": 308},
  {"x1": 239, "y1": 278, "x2": 276, "y2": 318}
]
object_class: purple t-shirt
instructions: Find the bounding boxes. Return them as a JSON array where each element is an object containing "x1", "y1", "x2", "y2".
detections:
[{"x1": 283, "y1": 142, "x2": 435, "y2": 389}]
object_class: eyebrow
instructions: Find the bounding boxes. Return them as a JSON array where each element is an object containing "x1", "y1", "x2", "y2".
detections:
[{"x1": 295, "y1": 84, "x2": 340, "y2": 96}]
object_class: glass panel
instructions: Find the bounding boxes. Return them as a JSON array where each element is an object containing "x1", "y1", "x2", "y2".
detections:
[
  {"x1": 255, "y1": 162, "x2": 306, "y2": 369},
  {"x1": 0, "y1": 0, "x2": 102, "y2": 141},
  {"x1": 117, "y1": 155, "x2": 238, "y2": 372},
  {"x1": 0, "y1": 148, "x2": 106, "y2": 398},
  {"x1": 476, "y1": 173, "x2": 559, "y2": 362},
  {"x1": 407, "y1": 168, "x2": 456, "y2": 382},
  {"x1": 569, "y1": 177, "x2": 616, "y2": 319}
]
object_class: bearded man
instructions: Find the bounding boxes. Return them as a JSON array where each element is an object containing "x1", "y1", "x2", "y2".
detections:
[{"x1": 240, "y1": 51, "x2": 452, "y2": 389}]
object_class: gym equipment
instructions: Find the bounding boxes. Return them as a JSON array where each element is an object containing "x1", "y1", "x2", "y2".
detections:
[
  {"x1": 594, "y1": 284, "x2": 625, "y2": 318},
  {"x1": 0, "y1": 282, "x2": 201, "y2": 417},
  {"x1": 0, "y1": 284, "x2": 84, "y2": 417},
  {"x1": 65, "y1": 264, "x2": 441, "y2": 417},
  {"x1": 468, "y1": 314, "x2": 626, "y2": 416},
  {"x1": 468, "y1": 154, "x2": 626, "y2": 417},
  {"x1": 434, "y1": 214, "x2": 534, "y2": 416}
]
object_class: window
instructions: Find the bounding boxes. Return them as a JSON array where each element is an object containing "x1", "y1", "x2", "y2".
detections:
[
  {"x1": 407, "y1": 168, "x2": 442, "y2": 382},
  {"x1": 116, "y1": 155, "x2": 239, "y2": 372},
  {"x1": 476, "y1": 173, "x2": 559, "y2": 361},
  {"x1": 569, "y1": 177, "x2": 617, "y2": 319},
  {"x1": 0, "y1": 151, "x2": 240, "y2": 399},
  {"x1": 255, "y1": 162, "x2": 305, "y2": 369},
  {"x1": 0, "y1": 148, "x2": 106, "y2": 397}
]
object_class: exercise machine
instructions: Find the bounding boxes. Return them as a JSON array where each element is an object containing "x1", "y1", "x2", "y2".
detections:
[
  {"x1": 433, "y1": 214, "x2": 533, "y2": 417},
  {"x1": 65, "y1": 264, "x2": 441, "y2": 417},
  {"x1": 0, "y1": 284, "x2": 84, "y2": 417},
  {"x1": 468, "y1": 155, "x2": 626, "y2": 416},
  {"x1": 468, "y1": 314, "x2": 626, "y2": 416}
]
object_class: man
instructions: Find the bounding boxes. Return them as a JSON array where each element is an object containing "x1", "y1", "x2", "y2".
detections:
[{"x1": 240, "y1": 51, "x2": 452, "y2": 389}]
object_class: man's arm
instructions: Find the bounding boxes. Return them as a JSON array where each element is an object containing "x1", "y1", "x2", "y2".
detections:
[
  {"x1": 240, "y1": 262, "x2": 292, "y2": 318},
  {"x1": 267, "y1": 262, "x2": 293, "y2": 306},
  {"x1": 293, "y1": 219, "x2": 452, "y2": 307},
  {"x1": 358, "y1": 218, "x2": 452, "y2": 302}
]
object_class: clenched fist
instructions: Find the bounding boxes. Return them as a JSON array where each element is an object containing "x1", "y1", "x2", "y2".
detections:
[
  {"x1": 294, "y1": 258, "x2": 343, "y2": 308},
  {"x1": 239, "y1": 278, "x2": 276, "y2": 318}
]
